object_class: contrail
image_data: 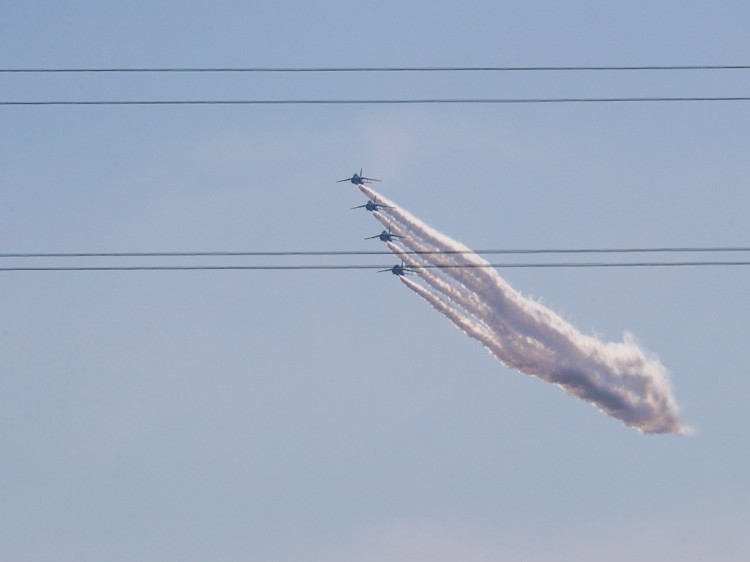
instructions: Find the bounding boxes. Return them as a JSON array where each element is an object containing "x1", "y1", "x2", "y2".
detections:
[{"x1": 360, "y1": 185, "x2": 686, "y2": 434}]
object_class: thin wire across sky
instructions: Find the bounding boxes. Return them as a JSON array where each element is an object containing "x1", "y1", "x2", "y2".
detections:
[
  {"x1": 3, "y1": 63, "x2": 750, "y2": 106},
  {"x1": 3, "y1": 65, "x2": 750, "y2": 73},
  {"x1": 2, "y1": 246, "x2": 749, "y2": 258},
  {"x1": 5, "y1": 97, "x2": 750, "y2": 106},
  {"x1": 1, "y1": 262, "x2": 749, "y2": 272},
  {"x1": 1, "y1": 247, "x2": 749, "y2": 272}
]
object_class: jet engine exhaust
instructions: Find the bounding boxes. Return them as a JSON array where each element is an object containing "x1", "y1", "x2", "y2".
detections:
[{"x1": 359, "y1": 184, "x2": 687, "y2": 434}]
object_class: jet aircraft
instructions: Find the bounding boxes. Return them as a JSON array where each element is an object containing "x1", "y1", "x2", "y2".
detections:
[
  {"x1": 379, "y1": 262, "x2": 414, "y2": 276},
  {"x1": 351, "y1": 199, "x2": 392, "y2": 212},
  {"x1": 337, "y1": 168, "x2": 381, "y2": 185},
  {"x1": 366, "y1": 229, "x2": 404, "y2": 242}
]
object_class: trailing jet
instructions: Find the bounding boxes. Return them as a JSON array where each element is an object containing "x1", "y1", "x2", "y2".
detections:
[
  {"x1": 351, "y1": 199, "x2": 393, "y2": 212},
  {"x1": 337, "y1": 168, "x2": 381, "y2": 185},
  {"x1": 378, "y1": 262, "x2": 414, "y2": 276},
  {"x1": 365, "y1": 229, "x2": 404, "y2": 242}
]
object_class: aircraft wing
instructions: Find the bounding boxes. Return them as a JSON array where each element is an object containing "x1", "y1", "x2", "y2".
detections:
[
  {"x1": 364, "y1": 235, "x2": 380, "y2": 240},
  {"x1": 351, "y1": 204, "x2": 367, "y2": 209},
  {"x1": 362, "y1": 177, "x2": 382, "y2": 182},
  {"x1": 336, "y1": 178, "x2": 352, "y2": 183}
]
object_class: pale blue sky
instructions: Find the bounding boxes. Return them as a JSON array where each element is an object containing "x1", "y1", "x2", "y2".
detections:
[{"x1": 2, "y1": 2, "x2": 750, "y2": 561}]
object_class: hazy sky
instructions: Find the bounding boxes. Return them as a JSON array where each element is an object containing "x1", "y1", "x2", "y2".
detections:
[{"x1": 2, "y1": 2, "x2": 750, "y2": 561}]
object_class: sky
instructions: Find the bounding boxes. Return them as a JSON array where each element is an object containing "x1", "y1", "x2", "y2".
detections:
[{"x1": 2, "y1": 1, "x2": 750, "y2": 561}]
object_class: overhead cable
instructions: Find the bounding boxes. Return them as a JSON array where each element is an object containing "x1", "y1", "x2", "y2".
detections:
[
  {"x1": 1, "y1": 246, "x2": 749, "y2": 259},
  {"x1": 1, "y1": 261, "x2": 749, "y2": 272},
  {"x1": 4, "y1": 97, "x2": 750, "y2": 106},
  {"x1": 3, "y1": 65, "x2": 750, "y2": 73}
]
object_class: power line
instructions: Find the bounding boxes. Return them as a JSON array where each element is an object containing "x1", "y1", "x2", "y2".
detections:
[
  {"x1": 3, "y1": 65, "x2": 750, "y2": 73},
  {"x1": 4, "y1": 97, "x2": 750, "y2": 106},
  {"x1": 1, "y1": 261, "x2": 749, "y2": 272},
  {"x1": 1, "y1": 246, "x2": 749, "y2": 259}
]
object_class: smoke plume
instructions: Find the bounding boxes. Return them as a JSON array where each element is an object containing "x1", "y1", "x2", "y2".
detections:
[{"x1": 360, "y1": 185, "x2": 686, "y2": 434}]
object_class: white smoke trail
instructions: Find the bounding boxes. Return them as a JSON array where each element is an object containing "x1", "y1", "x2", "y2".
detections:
[
  {"x1": 360, "y1": 185, "x2": 686, "y2": 434},
  {"x1": 400, "y1": 276, "x2": 510, "y2": 363}
]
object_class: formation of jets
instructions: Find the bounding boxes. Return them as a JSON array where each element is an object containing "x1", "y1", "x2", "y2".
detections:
[{"x1": 342, "y1": 168, "x2": 411, "y2": 276}]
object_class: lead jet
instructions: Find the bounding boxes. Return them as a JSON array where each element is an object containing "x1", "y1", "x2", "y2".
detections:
[
  {"x1": 337, "y1": 168, "x2": 381, "y2": 185},
  {"x1": 378, "y1": 262, "x2": 414, "y2": 276},
  {"x1": 351, "y1": 199, "x2": 393, "y2": 212},
  {"x1": 365, "y1": 228, "x2": 404, "y2": 242}
]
